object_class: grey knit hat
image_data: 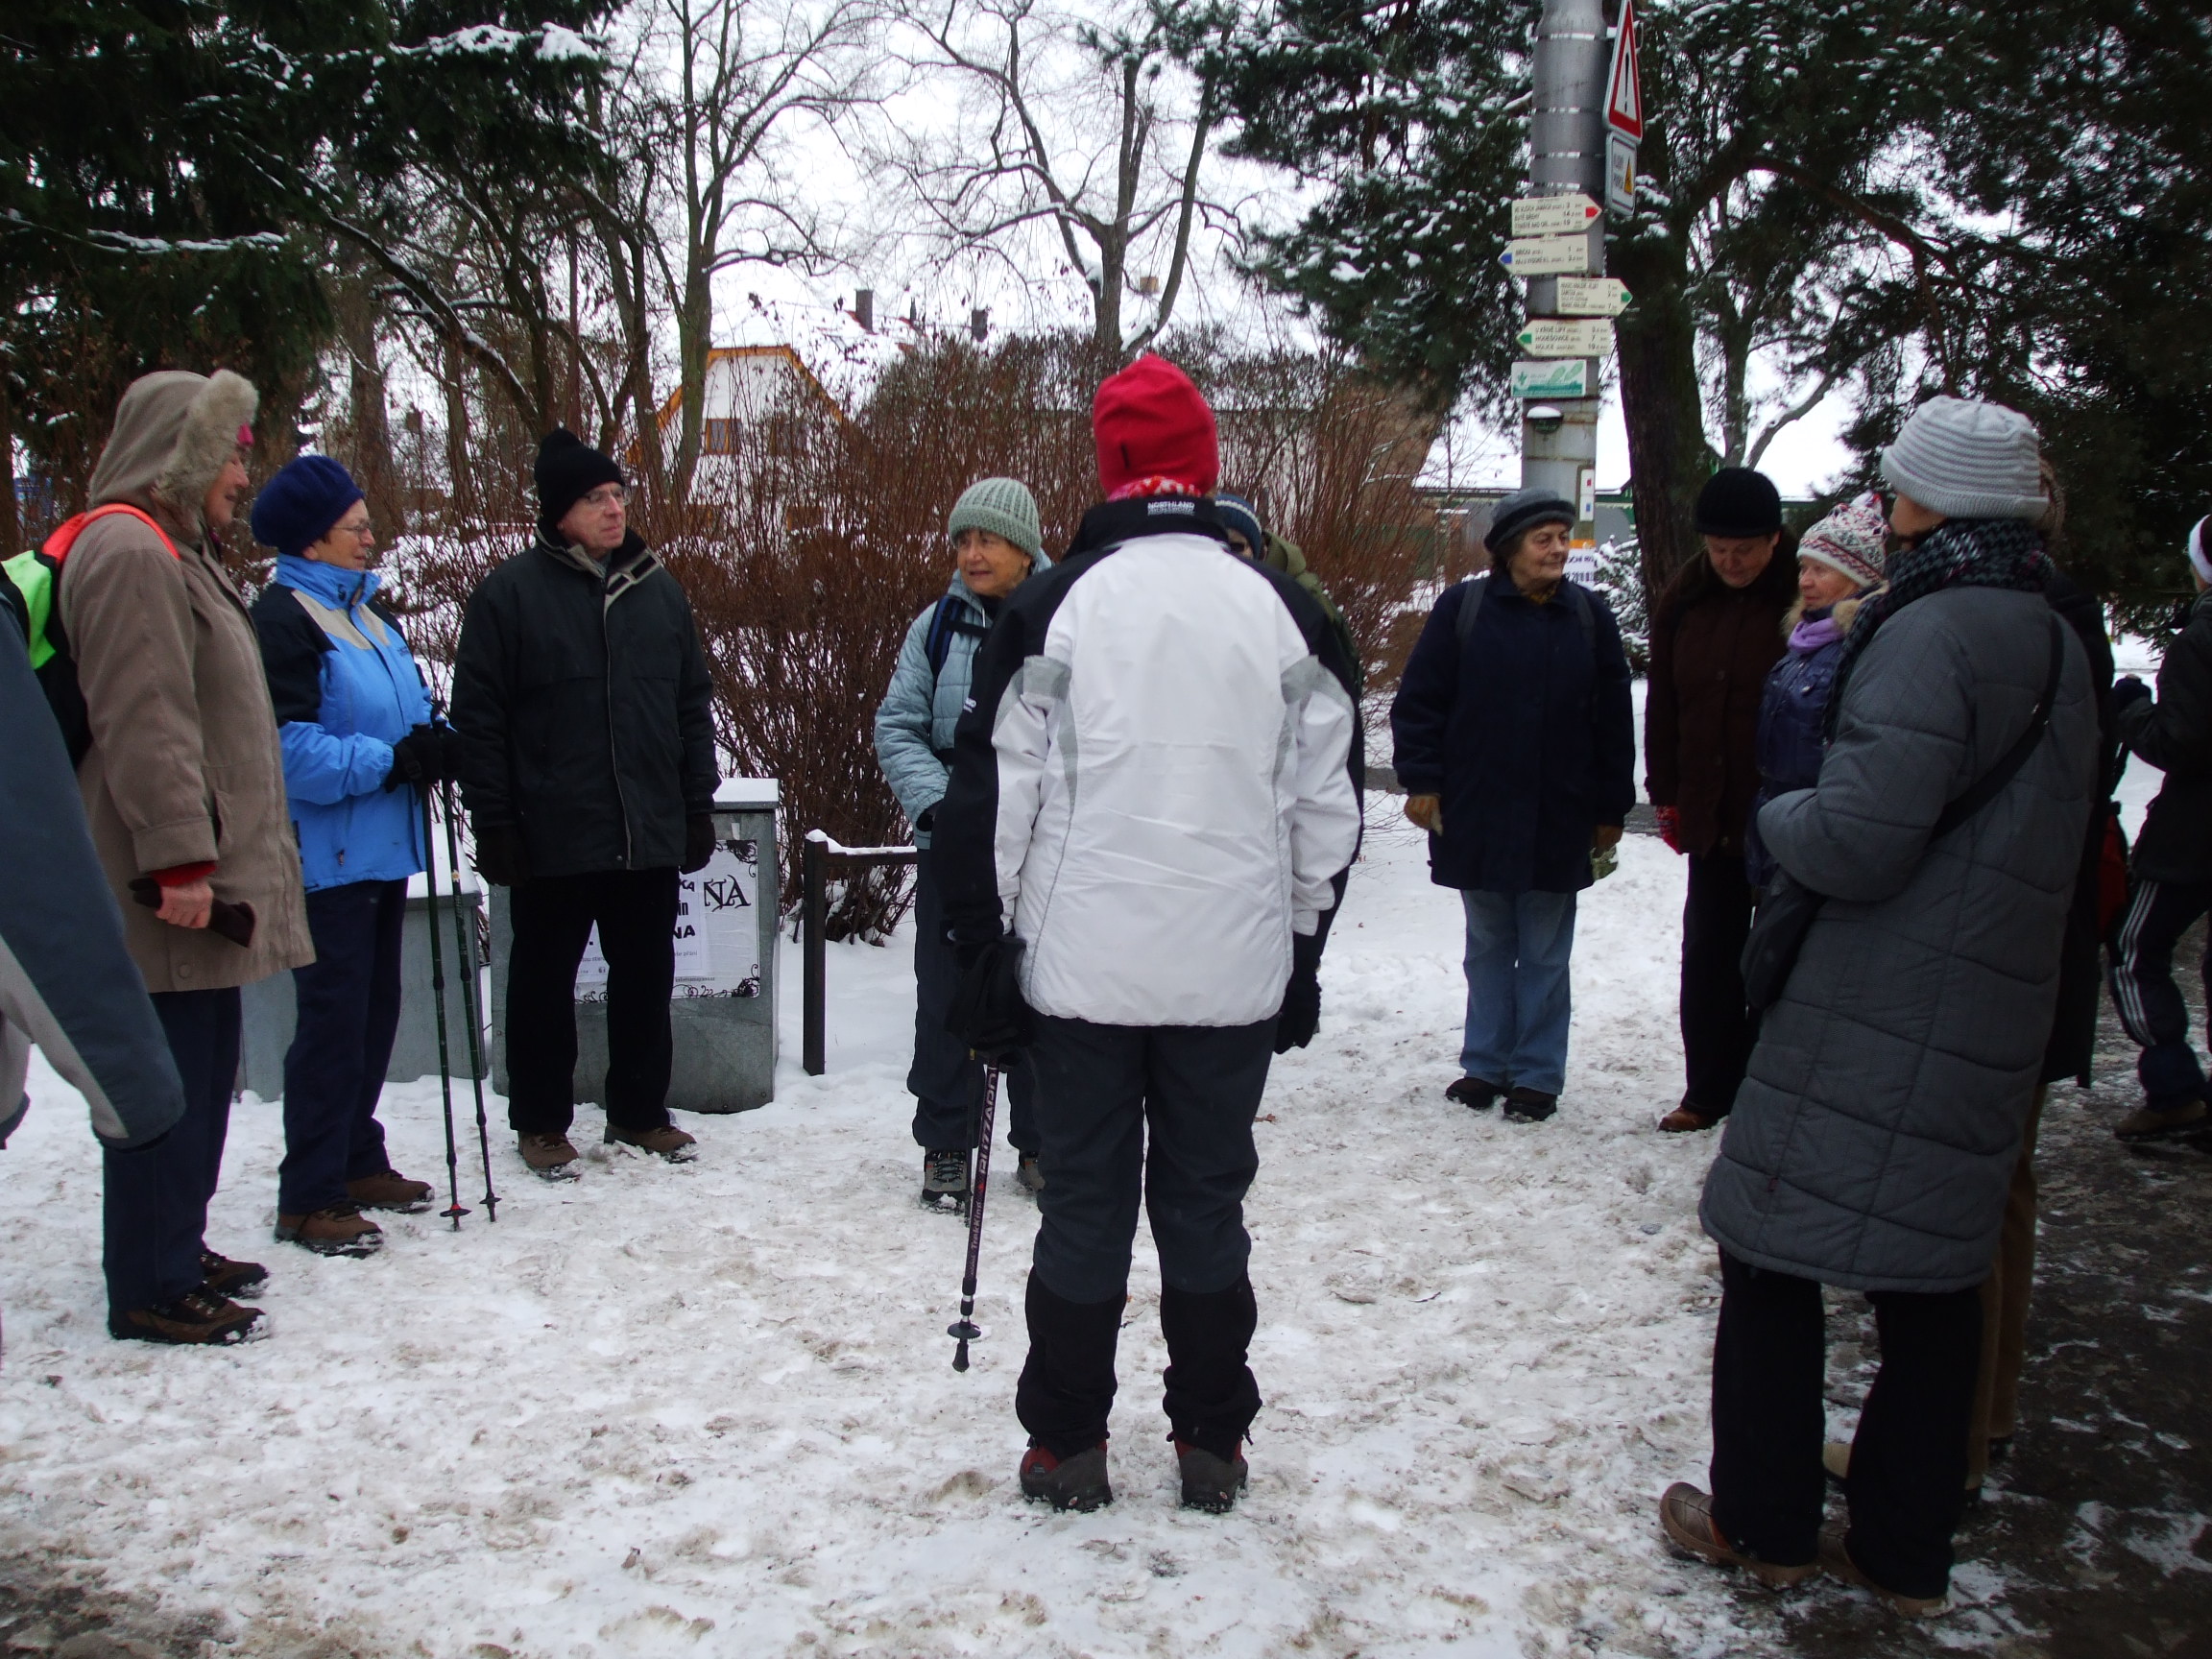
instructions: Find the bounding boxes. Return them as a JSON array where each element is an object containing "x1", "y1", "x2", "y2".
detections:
[
  {"x1": 1482, "y1": 485, "x2": 1576, "y2": 554},
  {"x1": 948, "y1": 476, "x2": 1042, "y2": 559},
  {"x1": 1880, "y1": 395, "x2": 2048, "y2": 522}
]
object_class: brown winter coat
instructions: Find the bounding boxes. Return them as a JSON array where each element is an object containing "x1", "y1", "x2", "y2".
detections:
[
  {"x1": 1643, "y1": 544, "x2": 1799, "y2": 856},
  {"x1": 59, "y1": 371, "x2": 313, "y2": 994}
]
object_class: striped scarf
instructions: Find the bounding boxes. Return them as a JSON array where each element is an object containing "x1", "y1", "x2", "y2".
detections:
[{"x1": 1823, "y1": 517, "x2": 2051, "y2": 737}]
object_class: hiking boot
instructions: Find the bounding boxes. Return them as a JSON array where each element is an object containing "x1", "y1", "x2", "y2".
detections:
[
  {"x1": 1503, "y1": 1086, "x2": 1558, "y2": 1123},
  {"x1": 920, "y1": 1148, "x2": 970, "y2": 1214},
  {"x1": 275, "y1": 1206, "x2": 384, "y2": 1258},
  {"x1": 1175, "y1": 1439, "x2": 1249, "y2": 1514},
  {"x1": 110, "y1": 1287, "x2": 265, "y2": 1346},
  {"x1": 1818, "y1": 1522, "x2": 1947, "y2": 1617},
  {"x1": 2115, "y1": 1099, "x2": 2208, "y2": 1142},
  {"x1": 605, "y1": 1122, "x2": 698, "y2": 1163},
  {"x1": 1013, "y1": 1154, "x2": 1046, "y2": 1198},
  {"x1": 346, "y1": 1169, "x2": 434, "y2": 1213},
  {"x1": 1657, "y1": 1103, "x2": 1720, "y2": 1133},
  {"x1": 519, "y1": 1132, "x2": 582, "y2": 1180},
  {"x1": 1446, "y1": 1076, "x2": 1503, "y2": 1112},
  {"x1": 1020, "y1": 1443, "x2": 1112, "y2": 1511},
  {"x1": 199, "y1": 1250, "x2": 268, "y2": 1299},
  {"x1": 1657, "y1": 1482, "x2": 1815, "y2": 1588}
]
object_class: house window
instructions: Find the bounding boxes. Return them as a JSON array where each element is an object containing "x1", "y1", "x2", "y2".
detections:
[{"x1": 704, "y1": 418, "x2": 739, "y2": 454}]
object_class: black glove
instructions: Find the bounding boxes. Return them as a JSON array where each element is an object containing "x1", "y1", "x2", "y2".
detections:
[
  {"x1": 382, "y1": 725, "x2": 442, "y2": 792},
  {"x1": 946, "y1": 935, "x2": 1033, "y2": 1065},
  {"x1": 430, "y1": 723, "x2": 469, "y2": 785},
  {"x1": 1273, "y1": 928, "x2": 1326, "y2": 1053},
  {"x1": 472, "y1": 822, "x2": 531, "y2": 887},
  {"x1": 682, "y1": 813, "x2": 718, "y2": 875},
  {"x1": 2113, "y1": 675, "x2": 2152, "y2": 711}
]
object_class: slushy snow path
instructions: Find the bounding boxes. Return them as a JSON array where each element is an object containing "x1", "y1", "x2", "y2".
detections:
[{"x1": 0, "y1": 827, "x2": 1838, "y2": 1656}]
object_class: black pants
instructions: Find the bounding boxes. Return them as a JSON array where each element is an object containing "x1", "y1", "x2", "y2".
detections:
[
  {"x1": 1015, "y1": 1014, "x2": 1274, "y2": 1458},
  {"x1": 506, "y1": 868, "x2": 678, "y2": 1136},
  {"x1": 280, "y1": 879, "x2": 404, "y2": 1214},
  {"x1": 1681, "y1": 851, "x2": 1757, "y2": 1116},
  {"x1": 1710, "y1": 1251, "x2": 1981, "y2": 1599},
  {"x1": 907, "y1": 848, "x2": 1036, "y2": 1154},
  {"x1": 104, "y1": 987, "x2": 238, "y2": 1319},
  {"x1": 2109, "y1": 878, "x2": 2212, "y2": 1110}
]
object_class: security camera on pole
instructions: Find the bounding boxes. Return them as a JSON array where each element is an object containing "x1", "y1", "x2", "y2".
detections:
[{"x1": 1502, "y1": 0, "x2": 1640, "y2": 575}]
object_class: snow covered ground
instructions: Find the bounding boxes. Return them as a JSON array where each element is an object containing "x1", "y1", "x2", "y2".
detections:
[{"x1": 0, "y1": 823, "x2": 1999, "y2": 1656}]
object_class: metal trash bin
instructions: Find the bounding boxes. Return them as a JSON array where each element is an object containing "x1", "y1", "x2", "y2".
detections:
[
  {"x1": 487, "y1": 778, "x2": 781, "y2": 1115},
  {"x1": 238, "y1": 870, "x2": 487, "y2": 1097}
]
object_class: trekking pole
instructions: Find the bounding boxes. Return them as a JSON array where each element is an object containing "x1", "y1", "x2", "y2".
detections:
[
  {"x1": 949, "y1": 1062, "x2": 1001, "y2": 1372},
  {"x1": 419, "y1": 787, "x2": 469, "y2": 1231},
  {"x1": 435, "y1": 777, "x2": 499, "y2": 1222}
]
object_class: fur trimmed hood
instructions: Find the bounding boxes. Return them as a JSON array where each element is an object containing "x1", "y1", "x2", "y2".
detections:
[
  {"x1": 1781, "y1": 591, "x2": 1867, "y2": 638},
  {"x1": 88, "y1": 370, "x2": 258, "y2": 541}
]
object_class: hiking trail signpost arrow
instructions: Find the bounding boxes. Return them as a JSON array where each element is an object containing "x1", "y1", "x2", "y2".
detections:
[
  {"x1": 1499, "y1": 234, "x2": 1597, "y2": 276},
  {"x1": 1517, "y1": 319, "x2": 1615, "y2": 357},
  {"x1": 1510, "y1": 194, "x2": 1601, "y2": 237},
  {"x1": 1555, "y1": 276, "x2": 1632, "y2": 316}
]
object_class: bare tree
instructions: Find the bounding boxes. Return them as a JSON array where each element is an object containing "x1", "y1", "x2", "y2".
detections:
[{"x1": 881, "y1": 0, "x2": 1232, "y2": 359}]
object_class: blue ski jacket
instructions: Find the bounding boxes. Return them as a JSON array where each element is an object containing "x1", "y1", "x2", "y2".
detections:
[{"x1": 250, "y1": 554, "x2": 431, "y2": 892}]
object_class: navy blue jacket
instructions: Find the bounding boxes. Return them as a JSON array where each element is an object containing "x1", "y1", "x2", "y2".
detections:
[
  {"x1": 1390, "y1": 572, "x2": 1636, "y2": 894},
  {"x1": 1743, "y1": 607, "x2": 1848, "y2": 889}
]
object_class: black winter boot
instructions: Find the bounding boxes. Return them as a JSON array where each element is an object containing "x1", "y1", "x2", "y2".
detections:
[
  {"x1": 1019, "y1": 1443, "x2": 1113, "y2": 1511},
  {"x1": 1503, "y1": 1086, "x2": 1558, "y2": 1123},
  {"x1": 1446, "y1": 1076, "x2": 1503, "y2": 1112},
  {"x1": 1160, "y1": 1276, "x2": 1262, "y2": 1509},
  {"x1": 1016, "y1": 1275, "x2": 1126, "y2": 1462}
]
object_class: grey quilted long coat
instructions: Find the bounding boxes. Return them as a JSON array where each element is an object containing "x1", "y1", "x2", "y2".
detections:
[{"x1": 1700, "y1": 586, "x2": 2098, "y2": 1293}]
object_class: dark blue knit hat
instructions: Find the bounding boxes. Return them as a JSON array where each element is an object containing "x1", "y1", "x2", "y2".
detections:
[
  {"x1": 1214, "y1": 493, "x2": 1265, "y2": 555},
  {"x1": 250, "y1": 454, "x2": 364, "y2": 557}
]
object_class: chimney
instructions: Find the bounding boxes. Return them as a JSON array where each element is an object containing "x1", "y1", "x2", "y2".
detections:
[
  {"x1": 970, "y1": 307, "x2": 989, "y2": 343},
  {"x1": 854, "y1": 289, "x2": 875, "y2": 332}
]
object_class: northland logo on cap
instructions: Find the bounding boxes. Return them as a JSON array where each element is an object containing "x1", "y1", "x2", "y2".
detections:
[{"x1": 1146, "y1": 499, "x2": 1196, "y2": 515}]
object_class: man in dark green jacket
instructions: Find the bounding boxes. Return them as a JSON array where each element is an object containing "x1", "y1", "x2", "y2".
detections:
[{"x1": 450, "y1": 429, "x2": 720, "y2": 1180}]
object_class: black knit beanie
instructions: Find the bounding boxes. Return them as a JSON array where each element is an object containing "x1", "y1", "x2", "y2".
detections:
[
  {"x1": 535, "y1": 427, "x2": 624, "y2": 534},
  {"x1": 1695, "y1": 467, "x2": 1783, "y2": 538},
  {"x1": 1484, "y1": 486, "x2": 1577, "y2": 555}
]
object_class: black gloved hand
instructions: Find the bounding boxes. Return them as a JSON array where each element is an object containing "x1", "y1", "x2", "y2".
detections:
[
  {"x1": 382, "y1": 725, "x2": 442, "y2": 792},
  {"x1": 472, "y1": 822, "x2": 531, "y2": 887},
  {"x1": 430, "y1": 723, "x2": 469, "y2": 785},
  {"x1": 2113, "y1": 675, "x2": 2152, "y2": 711},
  {"x1": 682, "y1": 813, "x2": 718, "y2": 875},
  {"x1": 946, "y1": 934, "x2": 1032, "y2": 1066},
  {"x1": 1273, "y1": 928, "x2": 1326, "y2": 1053}
]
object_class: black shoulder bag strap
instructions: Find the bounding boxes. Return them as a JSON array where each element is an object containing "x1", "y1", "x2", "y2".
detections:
[{"x1": 1743, "y1": 611, "x2": 2066, "y2": 1013}]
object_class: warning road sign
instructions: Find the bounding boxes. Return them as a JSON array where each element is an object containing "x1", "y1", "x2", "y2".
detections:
[{"x1": 1606, "y1": 0, "x2": 1644, "y2": 141}]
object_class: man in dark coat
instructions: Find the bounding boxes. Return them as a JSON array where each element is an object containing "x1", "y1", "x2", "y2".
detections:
[
  {"x1": 1391, "y1": 487, "x2": 1635, "y2": 1122},
  {"x1": 1644, "y1": 468, "x2": 1800, "y2": 1132},
  {"x1": 2106, "y1": 512, "x2": 2212, "y2": 1144},
  {"x1": 450, "y1": 429, "x2": 720, "y2": 1180}
]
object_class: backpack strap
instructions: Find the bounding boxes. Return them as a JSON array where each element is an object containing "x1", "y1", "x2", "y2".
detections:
[
  {"x1": 924, "y1": 593, "x2": 991, "y2": 680},
  {"x1": 41, "y1": 503, "x2": 181, "y2": 566},
  {"x1": 1452, "y1": 573, "x2": 1489, "y2": 648},
  {"x1": 1454, "y1": 571, "x2": 1599, "y2": 654}
]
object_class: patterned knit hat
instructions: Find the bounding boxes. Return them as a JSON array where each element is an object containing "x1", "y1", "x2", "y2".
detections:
[
  {"x1": 1798, "y1": 492, "x2": 1888, "y2": 588},
  {"x1": 1880, "y1": 395, "x2": 2047, "y2": 521},
  {"x1": 947, "y1": 476, "x2": 1042, "y2": 559}
]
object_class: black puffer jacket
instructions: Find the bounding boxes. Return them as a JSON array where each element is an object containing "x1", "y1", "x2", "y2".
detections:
[
  {"x1": 2120, "y1": 587, "x2": 2212, "y2": 887},
  {"x1": 450, "y1": 531, "x2": 717, "y2": 878}
]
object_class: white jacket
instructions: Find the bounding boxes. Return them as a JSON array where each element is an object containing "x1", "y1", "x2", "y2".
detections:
[{"x1": 936, "y1": 499, "x2": 1361, "y2": 1027}]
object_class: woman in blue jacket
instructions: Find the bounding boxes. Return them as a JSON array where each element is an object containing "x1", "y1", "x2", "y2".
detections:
[
  {"x1": 874, "y1": 477, "x2": 1047, "y2": 1213},
  {"x1": 1390, "y1": 488, "x2": 1636, "y2": 1122},
  {"x1": 250, "y1": 457, "x2": 458, "y2": 1258}
]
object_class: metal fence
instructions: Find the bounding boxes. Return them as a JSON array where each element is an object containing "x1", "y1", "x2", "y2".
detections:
[{"x1": 800, "y1": 829, "x2": 918, "y2": 1075}]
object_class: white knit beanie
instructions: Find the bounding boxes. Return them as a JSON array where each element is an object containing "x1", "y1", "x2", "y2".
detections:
[{"x1": 1879, "y1": 395, "x2": 2048, "y2": 522}]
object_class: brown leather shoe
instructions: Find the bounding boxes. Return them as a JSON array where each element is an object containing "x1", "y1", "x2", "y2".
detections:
[
  {"x1": 2115, "y1": 1099, "x2": 2208, "y2": 1142},
  {"x1": 109, "y1": 1287, "x2": 265, "y2": 1345},
  {"x1": 347, "y1": 1169, "x2": 435, "y2": 1213},
  {"x1": 275, "y1": 1205, "x2": 384, "y2": 1258},
  {"x1": 1658, "y1": 1482, "x2": 1816, "y2": 1588},
  {"x1": 1657, "y1": 1105, "x2": 1720, "y2": 1133},
  {"x1": 1817, "y1": 1522, "x2": 1947, "y2": 1616},
  {"x1": 519, "y1": 1132, "x2": 583, "y2": 1180},
  {"x1": 605, "y1": 1123, "x2": 697, "y2": 1163},
  {"x1": 199, "y1": 1250, "x2": 268, "y2": 1298}
]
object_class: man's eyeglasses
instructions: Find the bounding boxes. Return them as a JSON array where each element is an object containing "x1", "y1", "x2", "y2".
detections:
[{"x1": 580, "y1": 485, "x2": 628, "y2": 509}]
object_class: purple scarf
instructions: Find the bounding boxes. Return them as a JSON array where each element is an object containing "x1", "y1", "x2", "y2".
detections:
[{"x1": 1789, "y1": 610, "x2": 1843, "y2": 653}]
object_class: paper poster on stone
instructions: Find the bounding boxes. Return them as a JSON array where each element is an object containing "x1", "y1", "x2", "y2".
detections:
[{"x1": 574, "y1": 837, "x2": 762, "y2": 1001}]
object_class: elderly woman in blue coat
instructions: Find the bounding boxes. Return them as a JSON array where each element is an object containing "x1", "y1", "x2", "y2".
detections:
[
  {"x1": 875, "y1": 478, "x2": 1048, "y2": 1212},
  {"x1": 1390, "y1": 488, "x2": 1637, "y2": 1122},
  {"x1": 250, "y1": 457, "x2": 459, "y2": 1259}
]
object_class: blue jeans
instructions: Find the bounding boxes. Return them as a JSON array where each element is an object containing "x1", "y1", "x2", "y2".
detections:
[{"x1": 1459, "y1": 888, "x2": 1577, "y2": 1095}]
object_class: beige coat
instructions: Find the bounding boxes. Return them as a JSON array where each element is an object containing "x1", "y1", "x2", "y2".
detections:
[{"x1": 60, "y1": 371, "x2": 312, "y2": 994}]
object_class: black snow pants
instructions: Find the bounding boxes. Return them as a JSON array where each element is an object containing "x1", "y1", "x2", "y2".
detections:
[
  {"x1": 907, "y1": 848, "x2": 1037, "y2": 1155},
  {"x1": 2108, "y1": 878, "x2": 2212, "y2": 1111},
  {"x1": 1681, "y1": 851, "x2": 1757, "y2": 1118},
  {"x1": 1016, "y1": 1014, "x2": 1275, "y2": 1460},
  {"x1": 279, "y1": 878, "x2": 404, "y2": 1214},
  {"x1": 1710, "y1": 1251, "x2": 1982, "y2": 1600}
]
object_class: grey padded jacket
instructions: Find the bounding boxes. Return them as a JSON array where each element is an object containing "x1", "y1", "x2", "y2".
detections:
[{"x1": 1701, "y1": 585, "x2": 2098, "y2": 1293}]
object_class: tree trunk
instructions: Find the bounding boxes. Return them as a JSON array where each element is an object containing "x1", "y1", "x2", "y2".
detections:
[
  {"x1": 673, "y1": 257, "x2": 713, "y2": 506},
  {"x1": 1612, "y1": 228, "x2": 1712, "y2": 613}
]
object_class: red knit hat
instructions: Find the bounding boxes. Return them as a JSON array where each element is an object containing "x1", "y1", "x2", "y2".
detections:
[{"x1": 1092, "y1": 355, "x2": 1219, "y2": 497}]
